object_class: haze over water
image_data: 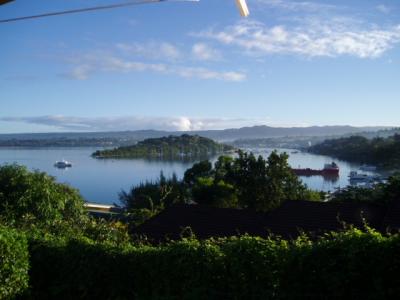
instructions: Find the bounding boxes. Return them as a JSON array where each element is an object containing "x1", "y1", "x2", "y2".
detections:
[{"x1": 0, "y1": 147, "x2": 377, "y2": 205}]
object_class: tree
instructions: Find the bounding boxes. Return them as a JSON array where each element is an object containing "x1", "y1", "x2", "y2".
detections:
[
  {"x1": 263, "y1": 151, "x2": 309, "y2": 210},
  {"x1": 214, "y1": 155, "x2": 234, "y2": 182},
  {"x1": 331, "y1": 173, "x2": 400, "y2": 207},
  {"x1": 120, "y1": 172, "x2": 187, "y2": 211},
  {"x1": 383, "y1": 173, "x2": 400, "y2": 204},
  {"x1": 183, "y1": 160, "x2": 213, "y2": 187},
  {"x1": 0, "y1": 164, "x2": 86, "y2": 225},
  {"x1": 309, "y1": 134, "x2": 400, "y2": 168},
  {"x1": 211, "y1": 150, "x2": 319, "y2": 211},
  {"x1": 122, "y1": 150, "x2": 321, "y2": 213},
  {"x1": 192, "y1": 177, "x2": 238, "y2": 208},
  {"x1": 227, "y1": 151, "x2": 269, "y2": 210}
]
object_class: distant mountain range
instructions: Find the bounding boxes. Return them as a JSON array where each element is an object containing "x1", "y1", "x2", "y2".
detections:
[
  {"x1": 191, "y1": 125, "x2": 392, "y2": 141},
  {"x1": 0, "y1": 126, "x2": 394, "y2": 147}
]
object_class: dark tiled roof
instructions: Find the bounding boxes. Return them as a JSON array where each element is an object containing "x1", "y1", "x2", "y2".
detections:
[
  {"x1": 263, "y1": 200, "x2": 386, "y2": 238},
  {"x1": 382, "y1": 199, "x2": 400, "y2": 232},
  {"x1": 134, "y1": 200, "x2": 388, "y2": 242},
  {"x1": 134, "y1": 205, "x2": 269, "y2": 241}
]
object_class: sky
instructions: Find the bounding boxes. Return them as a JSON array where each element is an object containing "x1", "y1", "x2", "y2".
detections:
[{"x1": 1, "y1": 0, "x2": 400, "y2": 133}]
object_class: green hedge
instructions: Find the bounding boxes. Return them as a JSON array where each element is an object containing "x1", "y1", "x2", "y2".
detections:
[
  {"x1": 0, "y1": 226, "x2": 29, "y2": 299},
  {"x1": 28, "y1": 238, "x2": 226, "y2": 299},
  {"x1": 26, "y1": 229, "x2": 400, "y2": 299},
  {"x1": 279, "y1": 230, "x2": 400, "y2": 299}
]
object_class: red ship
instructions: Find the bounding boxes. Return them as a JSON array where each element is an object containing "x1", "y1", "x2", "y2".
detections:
[{"x1": 292, "y1": 162, "x2": 339, "y2": 177}]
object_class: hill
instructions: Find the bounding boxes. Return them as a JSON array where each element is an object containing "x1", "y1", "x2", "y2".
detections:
[
  {"x1": 0, "y1": 125, "x2": 391, "y2": 147},
  {"x1": 309, "y1": 134, "x2": 400, "y2": 169},
  {"x1": 92, "y1": 134, "x2": 234, "y2": 160},
  {"x1": 193, "y1": 125, "x2": 390, "y2": 141}
]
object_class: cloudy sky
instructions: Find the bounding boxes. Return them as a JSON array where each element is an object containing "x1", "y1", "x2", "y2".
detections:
[{"x1": 1, "y1": 0, "x2": 399, "y2": 133}]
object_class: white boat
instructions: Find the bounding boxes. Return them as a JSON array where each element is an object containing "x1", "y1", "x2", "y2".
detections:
[
  {"x1": 54, "y1": 160, "x2": 72, "y2": 168},
  {"x1": 348, "y1": 171, "x2": 376, "y2": 182}
]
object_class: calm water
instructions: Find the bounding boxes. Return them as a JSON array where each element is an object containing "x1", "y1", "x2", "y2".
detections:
[{"x1": 0, "y1": 147, "x2": 379, "y2": 204}]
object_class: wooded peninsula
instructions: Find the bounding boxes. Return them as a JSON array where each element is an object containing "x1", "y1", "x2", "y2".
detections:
[
  {"x1": 92, "y1": 134, "x2": 235, "y2": 159},
  {"x1": 309, "y1": 134, "x2": 400, "y2": 169}
]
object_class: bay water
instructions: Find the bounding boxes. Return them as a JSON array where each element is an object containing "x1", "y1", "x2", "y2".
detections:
[{"x1": 0, "y1": 147, "x2": 377, "y2": 204}]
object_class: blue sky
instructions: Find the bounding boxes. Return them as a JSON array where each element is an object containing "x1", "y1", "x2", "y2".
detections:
[{"x1": 1, "y1": 0, "x2": 400, "y2": 133}]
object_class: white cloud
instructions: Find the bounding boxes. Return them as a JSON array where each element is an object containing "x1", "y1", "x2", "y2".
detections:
[
  {"x1": 376, "y1": 4, "x2": 390, "y2": 14},
  {"x1": 116, "y1": 41, "x2": 181, "y2": 61},
  {"x1": 1, "y1": 116, "x2": 273, "y2": 131},
  {"x1": 174, "y1": 66, "x2": 245, "y2": 81},
  {"x1": 197, "y1": 19, "x2": 400, "y2": 58},
  {"x1": 192, "y1": 43, "x2": 222, "y2": 61},
  {"x1": 67, "y1": 64, "x2": 93, "y2": 80},
  {"x1": 65, "y1": 53, "x2": 245, "y2": 82},
  {"x1": 256, "y1": 0, "x2": 337, "y2": 12}
]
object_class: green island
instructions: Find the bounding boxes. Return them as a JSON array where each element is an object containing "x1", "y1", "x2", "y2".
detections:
[
  {"x1": 92, "y1": 134, "x2": 235, "y2": 160},
  {"x1": 309, "y1": 134, "x2": 400, "y2": 169}
]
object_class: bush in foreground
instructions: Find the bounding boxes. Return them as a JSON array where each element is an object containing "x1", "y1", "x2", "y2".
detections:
[
  {"x1": 27, "y1": 228, "x2": 400, "y2": 299},
  {"x1": 0, "y1": 226, "x2": 29, "y2": 299},
  {"x1": 0, "y1": 164, "x2": 86, "y2": 226},
  {"x1": 0, "y1": 164, "x2": 131, "y2": 246}
]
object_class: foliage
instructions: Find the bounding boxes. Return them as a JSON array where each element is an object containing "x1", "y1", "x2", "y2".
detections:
[
  {"x1": 92, "y1": 134, "x2": 234, "y2": 160},
  {"x1": 125, "y1": 208, "x2": 157, "y2": 227},
  {"x1": 1, "y1": 157, "x2": 399, "y2": 298},
  {"x1": 309, "y1": 134, "x2": 400, "y2": 168},
  {"x1": 192, "y1": 178, "x2": 238, "y2": 208},
  {"x1": 186, "y1": 150, "x2": 321, "y2": 211},
  {"x1": 121, "y1": 150, "x2": 320, "y2": 212},
  {"x1": 279, "y1": 228, "x2": 399, "y2": 299},
  {"x1": 26, "y1": 228, "x2": 400, "y2": 299},
  {"x1": 183, "y1": 160, "x2": 212, "y2": 187},
  {"x1": 78, "y1": 218, "x2": 131, "y2": 245},
  {"x1": 331, "y1": 173, "x2": 400, "y2": 206},
  {"x1": 119, "y1": 172, "x2": 187, "y2": 212},
  {"x1": 0, "y1": 164, "x2": 132, "y2": 246},
  {"x1": 0, "y1": 226, "x2": 29, "y2": 299},
  {"x1": 0, "y1": 164, "x2": 86, "y2": 225}
]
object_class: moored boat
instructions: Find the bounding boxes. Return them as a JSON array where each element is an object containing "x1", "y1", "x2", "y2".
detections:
[
  {"x1": 54, "y1": 160, "x2": 72, "y2": 168},
  {"x1": 292, "y1": 162, "x2": 339, "y2": 176},
  {"x1": 348, "y1": 171, "x2": 379, "y2": 182}
]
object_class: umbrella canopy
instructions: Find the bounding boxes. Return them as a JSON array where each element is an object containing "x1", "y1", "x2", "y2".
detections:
[
  {"x1": 235, "y1": 0, "x2": 249, "y2": 17},
  {"x1": 0, "y1": 0, "x2": 14, "y2": 5},
  {"x1": 0, "y1": 0, "x2": 249, "y2": 23}
]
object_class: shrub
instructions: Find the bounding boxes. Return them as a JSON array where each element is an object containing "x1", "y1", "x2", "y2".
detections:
[
  {"x1": 27, "y1": 229, "x2": 400, "y2": 299},
  {"x1": 280, "y1": 228, "x2": 400, "y2": 299},
  {"x1": 28, "y1": 237, "x2": 225, "y2": 299},
  {"x1": 0, "y1": 164, "x2": 86, "y2": 226},
  {"x1": 0, "y1": 226, "x2": 29, "y2": 299},
  {"x1": 120, "y1": 172, "x2": 187, "y2": 212},
  {"x1": 218, "y1": 236, "x2": 288, "y2": 299}
]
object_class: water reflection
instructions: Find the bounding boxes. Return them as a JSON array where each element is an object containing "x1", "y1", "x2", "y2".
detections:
[
  {"x1": 299, "y1": 174, "x2": 340, "y2": 184},
  {"x1": 94, "y1": 154, "x2": 213, "y2": 163}
]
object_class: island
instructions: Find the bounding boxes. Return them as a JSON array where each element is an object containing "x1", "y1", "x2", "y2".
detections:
[{"x1": 92, "y1": 134, "x2": 235, "y2": 160}]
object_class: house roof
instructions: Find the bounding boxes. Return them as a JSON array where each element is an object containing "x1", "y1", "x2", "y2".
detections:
[
  {"x1": 134, "y1": 200, "x2": 389, "y2": 242},
  {"x1": 134, "y1": 204, "x2": 269, "y2": 241},
  {"x1": 382, "y1": 199, "x2": 400, "y2": 232},
  {"x1": 263, "y1": 200, "x2": 386, "y2": 238}
]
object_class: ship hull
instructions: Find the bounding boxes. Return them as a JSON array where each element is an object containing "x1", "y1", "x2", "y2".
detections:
[{"x1": 292, "y1": 168, "x2": 339, "y2": 176}]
